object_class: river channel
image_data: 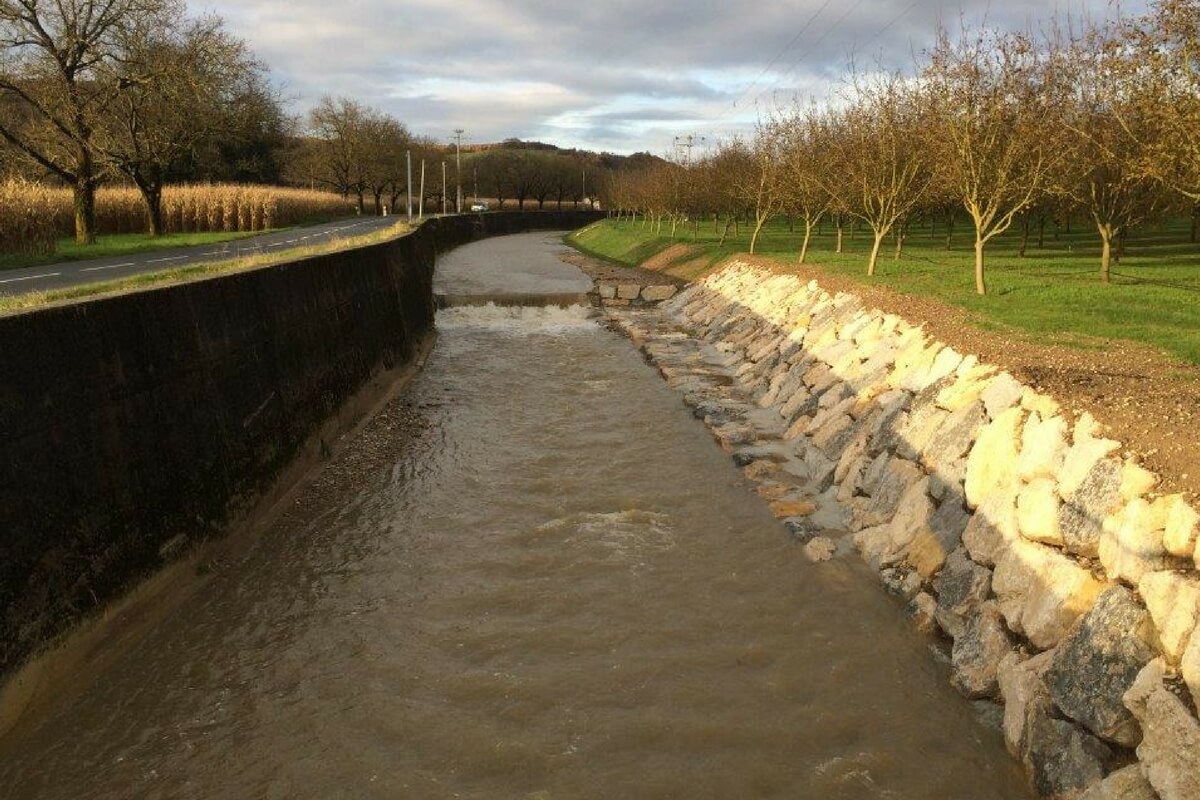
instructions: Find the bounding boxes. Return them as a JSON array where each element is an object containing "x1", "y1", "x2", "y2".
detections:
[{"x1": 0, "y1": 233, "x2": 1031, "y2": 799}]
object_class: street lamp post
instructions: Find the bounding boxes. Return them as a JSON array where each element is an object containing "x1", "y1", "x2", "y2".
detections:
[{"x1": 453, "y1": 129, "x2": 464, "y2": 213}]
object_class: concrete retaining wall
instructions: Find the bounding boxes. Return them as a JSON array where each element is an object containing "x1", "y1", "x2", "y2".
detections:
[
  {"x1": 613, "y1": 261, "x2": 1199, "y2": 800},
  {"x1": 0, "y1": 210, "x2": 602, "y2": 674}
]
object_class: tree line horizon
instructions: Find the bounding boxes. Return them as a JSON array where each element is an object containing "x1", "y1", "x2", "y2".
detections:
[
  {"x1": 606, "y1": 0, "x2": 1200, "y2": 294},
  {"x1": 0, "y1": 0, "x2": 654, "y2": 249}
]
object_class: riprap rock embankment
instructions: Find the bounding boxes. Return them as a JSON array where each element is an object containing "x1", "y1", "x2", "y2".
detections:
[{"x1": 608, "y1": 261, "x2": 1200, "y2": 800}]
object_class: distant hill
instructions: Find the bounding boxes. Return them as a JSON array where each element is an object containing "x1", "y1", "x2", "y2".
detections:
[{"x1": 460, "y1": 139, "x2": 666, "y2": 171}]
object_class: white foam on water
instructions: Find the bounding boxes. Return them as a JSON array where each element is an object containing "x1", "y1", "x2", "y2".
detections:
[
  {"x1": 537, "y1": 510, "x2": 676, "y2": 559},
  {"x1": 435, "y1": 303, "x2": 598, "y2": 335}
]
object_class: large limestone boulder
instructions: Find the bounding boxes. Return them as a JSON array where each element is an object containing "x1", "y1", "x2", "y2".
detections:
[
  {"x1": 993, "y1": 539, "x2": 1106, "y2": 650},
  {"x1": 934, "y1": 548, "x2": 993, "y2": 639},
  {"x1": 1044, "y1": 586, "x2": 1158, "y2": 747},
  {"x1": 998, "y1": 650, "x2": 1055, "y2": 757},
  {"x1": 1077, "y1": 765, "x2": 1159, "y2": 800},
  {"x1": 1099, "y1": 498, "x2": 1174, "y2": 585},
  {"x1": 858, "y1": 457, "x2": 923, "y2": 528},
  {"x1": 1120, "y1": 461, "x2": 1159, "y2": 501},
  {"x1": 906, "y1": 494, "x2": 971, "y2": 577},
  {"x1": 1138, "y1": 570, "x2": 1200, "y2": 662},
  {"x1": 1017, "y1": 413, "x2": 1068, "y2": 482},
  {"x1": 980, "y1": 372, "x2": 1026, "y2": 419},
  {"x1": 1183, "y1": 631, "x2": 1200, "y2": 711},
  {"x1": 922, "y1": 402, "x2": 986, "y2": 476},
  {"x1": 1058, "y1": 413, "x2": 1121, "y2": 498},
  {"x1": 1123, "y1": 659, "x2": 1200, "y2": 800},
  {"x1": 962, "y1": 480, "x2": 1021, "y2": 567},
  {"x1": 950, "y1": 602, "x2": 1015, "y2": 698},
  {"x1": 1162, "y1": 495, "x2": 1199, "y2": 558},
  {"x1": 896, "y1": 399, "x2": 950, "y2": 462},
  {"x1": 885, "y1": 478, "x2": 934, "y2": 560},
  {"x1": 965, "y1": 406, "x2": 1024, "y2": 509},
  {"x1": 641, "y1": 285, "x2": 678, "y2": 302},
  {"x1": 935, "y1": 365, "x2": 995, "y2": 412},
  {"x1": 1058, "y1": 458, "x2": 1123, "y2": 558},
  {"x1": 1017, "y1": 478, "x2": 1063, "y2": 546}
]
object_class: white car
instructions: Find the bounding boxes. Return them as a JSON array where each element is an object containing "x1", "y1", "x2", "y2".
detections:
[{"x1": 469, "y1": 202, "x2": 488, "y2": 212}]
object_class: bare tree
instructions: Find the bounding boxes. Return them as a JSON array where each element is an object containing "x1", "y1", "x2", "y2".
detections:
[
  {"x1": 97, "y1": 14, "x2": 266, "y2": 235},
  {"x1": 1058, "y1": 21, "x2": 1169, "y2": 281},
  {"x1": 1120, "y1": 0, "x2": 1200, "y2": 202},
  {"x1": 308, "y1": 97, "x2": 373, "y2": 212},
  {"x1": 823, "y1": 73, "x2": 933, "y2": 275},
  {"x1": 0, "y1": 0, "x2": 171, "y2": 243},
  {"x1": 924, "y1": 26, "x2": 1064, "y2": 294}
]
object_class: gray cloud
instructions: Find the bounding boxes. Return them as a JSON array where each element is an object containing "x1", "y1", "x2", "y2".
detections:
[{"x1": 199, "y1": 0, "x2": 1144, "y2": 153}]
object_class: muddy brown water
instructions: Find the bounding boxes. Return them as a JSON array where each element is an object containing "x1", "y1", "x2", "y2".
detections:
[{"x1": 0, "y1": 234, "x2": 1031, "y2": 799}]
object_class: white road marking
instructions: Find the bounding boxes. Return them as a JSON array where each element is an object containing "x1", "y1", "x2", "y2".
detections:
[
  {"x1": 81, "y1": 262, "x2": 133, "y2": 272},
  {"x1": 0, "y1": 272, "x2": 60, "y2": 284},
  {"x1": 146, "y1": 255, "x2": 188, "y2": 264}
]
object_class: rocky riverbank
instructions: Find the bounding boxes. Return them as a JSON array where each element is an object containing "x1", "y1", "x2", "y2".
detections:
[{"x1": 606, "y1": 261, "x2": 1200, "y2": 800}]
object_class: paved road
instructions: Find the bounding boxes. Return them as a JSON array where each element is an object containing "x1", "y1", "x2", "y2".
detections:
[{"x1": 0, "y1": 215, "x2": 402, "y2": 296}]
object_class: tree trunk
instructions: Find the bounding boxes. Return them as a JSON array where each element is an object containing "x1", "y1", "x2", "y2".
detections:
[
  {"x1": 868, "y1": 230, "x2": 885, "y2": 276},
  {"x1": 137, "y1": 183, "x2": 164, "y2": 237},
  {"x1": 799, "y1": 218, "x2": 813, "y2": 264},
  {"x1": 835, "y1": 218, "x2": 844, "y2": 253},
  {"x1": 788, "y1": 215, "x2": 794, "y2": 233},
  {"x1": 670, "y1": 215, "x2": 678, "y2": 238},
  {"x1": 373, "y1": 190, "x2": 384, "y2": 216},
  {"x1": 974, "y1": 236, "x2": 987, "y2": 295},
  {"x1": 1019, "y1": 215, "x2": 1030, "y2": 258},
  {"x1": 894, "y1": 227, "x2": 905, "y2": 260},
  {"x1": 944, "y1": 211, "x2": 955, "y2": 250},
  {"x1": 719, "y1": 217, "x2": 734, "y2": 245},
  {"x1": 750, "y1": 214, "x2": 768, "y2": 254},
  {"x1": 1037, "y1": 215, "x2": 1046, "y2": 249},
  {"x1": 73, "y1": 174, "x2": 97, "y2": 245},
  {"x1": 733, "y1": 216, "x2": 740, "y2": 238},
  {"x1": 1099, "y1": 225, "x2": 1112, "y2": 284}
]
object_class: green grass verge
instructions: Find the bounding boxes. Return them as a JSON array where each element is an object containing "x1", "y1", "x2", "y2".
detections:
[
  {"x1": 568, "y1": 217, "x2": 1200, "y2": 366},
  {"x1": 0, "y1": 230, "x2": 279, "y2": 272}
]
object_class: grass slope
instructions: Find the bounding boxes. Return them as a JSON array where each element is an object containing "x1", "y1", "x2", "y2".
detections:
[{"x1": 568, "y1": 217, "x2": 1200, "y2": 365}]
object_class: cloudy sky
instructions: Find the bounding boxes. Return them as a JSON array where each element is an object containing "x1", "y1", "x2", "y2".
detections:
[{"x1": 200, "y1": 0, "x2": 1140, "y2": 155}]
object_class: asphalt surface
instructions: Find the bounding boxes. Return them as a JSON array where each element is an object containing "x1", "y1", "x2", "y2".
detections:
[{"x1": 0, "y1": 215, "x2": 402, "y2": 296}]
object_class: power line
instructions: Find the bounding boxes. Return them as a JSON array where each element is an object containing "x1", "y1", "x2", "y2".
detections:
[
  {"x1": 720, "y1": 0, "x2": 837, "y2": 119},
  {"x1": 713, "y1": 0, "x2": 910, "y2": 125}
]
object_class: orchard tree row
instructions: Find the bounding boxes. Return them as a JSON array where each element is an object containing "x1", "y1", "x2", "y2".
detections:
[{"x1": 608, "y1": 0, "x2": 1200, "y2": 294}]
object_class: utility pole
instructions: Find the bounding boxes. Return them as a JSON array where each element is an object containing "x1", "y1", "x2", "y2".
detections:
[
  {"x1": 406, "y1": 150, "x2": 413, "y2": 221},
  {"x1": 582, "y1": 168, "x2": 587, "y2": 209},
  {"x1": 673, "y1": 134, "x2": 705, "y2": 164},
  {"x1": 452, "y1": 129, "x2": 465, "y2": 213},
  {"x1": 442, "y1": 161, "x2": 448, "y2": 215}
]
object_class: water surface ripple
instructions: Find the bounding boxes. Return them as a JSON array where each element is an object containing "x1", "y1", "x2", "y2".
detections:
[{"x1": 0, "y1": 268, "x2": 1030, "y2": 800}]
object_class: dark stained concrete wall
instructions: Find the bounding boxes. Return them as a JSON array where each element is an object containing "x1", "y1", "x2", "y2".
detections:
[{"x1": 0, "y1": 210, "x2": 603, "y2": 673}]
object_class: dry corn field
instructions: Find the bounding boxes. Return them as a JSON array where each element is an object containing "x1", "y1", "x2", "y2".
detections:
[{"x1": 0, "y1": 181, "x2": 354, "y2": 255}]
